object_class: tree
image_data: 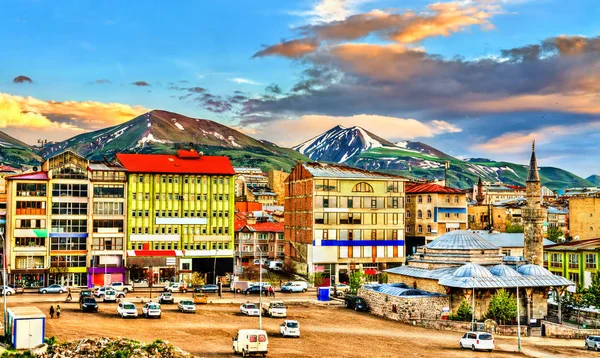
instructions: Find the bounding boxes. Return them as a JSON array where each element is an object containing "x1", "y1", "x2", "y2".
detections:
[
  {"x1": 456, "y1": 300, "x2": 473, "y2": 321},
  {"x1": 280, "y1": 260, "x2": 297, "y2": 279},
  {"x1": 184, "y1": 272, "x2": 205, "y2": 288},
  {"x1": 584, "y1": 274, "x2": 600, "y2": 309},
  {"x1": 308, "y1": 272, "x2": 325, "y2": 287},
  {"x1": 485, "y1": 289, "x2": 517, "y2": 324},
  {"x1": 547, "y1": 226, "x2": 563, "y2": 243},
  {"x1": 349, "y1": 270, "x2": 365, "y2": 295},
  {"x1": 506, "y1": 222, "x2": 524, "y2": 233}
]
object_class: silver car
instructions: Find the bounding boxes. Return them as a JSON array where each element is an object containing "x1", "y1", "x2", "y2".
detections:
[
  {"x1": 38, "y1": 284, "x2": 67, "y2": 294},
  {"x1": 586, "y1": 335, "x2": 600, "y2": 351}
]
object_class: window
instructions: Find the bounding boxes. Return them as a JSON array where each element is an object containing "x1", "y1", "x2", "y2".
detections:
[
  {"x1": 51, "y1": 236, "x2": 87, "y2": 250},
  {"x1": 51, "y1": 202, "x2": 88, "y2": 215},
  {"x1": 92, "y1": 237, "x2": 123, "y2": 251},
  {"x1": 426, "y1": 210, "x2": 432, "y2": 219},
  {"x1": 387, "y1": 197, "x2": 399, "y2": 209},
  {"x1": 51, "y1": 219, "x2": 87, "y2": 233},
  {"x1": 454, "y1": 195, "x2": 459, "y2": 203},
  {"x1": 15, "y1": 200, "x2": 46, "y2": 214},
  {"x1": 406, "y1": 225, "x2": 411, "y2": 232},
  {"x1": 406, "y1": 196, "x2": 411, "y2": 203},
  {"x1": 586, "y1": 254, "x2": 597, "y2": 270},
  {"x1": 387, "y1": 181, "x2": 400, "y2": 193},
  {"x1": 417, "y1": 225, "x2": 423, "y2": 233},
  {"x1": 445, "y1": 195, "x2": 450, "y2": 203},
  {"x1": 550, "y1": 253, "x2": 562, "y2": 268},
  {"x1": 93, "y1": 185, "x2": 124, "y2": 198},
  {"x1": 16, "y1": 183, "x2": 47, "y2": 197},
  {"x1": 315, "y1": 179, "x2": 338, "y2": 192},
  {"x1": 138, "y1": 175, "x2": 144, "y2": 183},
  {"x1": 93, "y1": 202, "x2": 123, "y2": 215},
  {"x1": 16, "y1": 219, "x2": 46, "y2": 229},
  {"x1": 417, "y1": 210, "x2": 422, "y2": 219},
  {"x1": 15, "y1": 237, "x2": 45, "y2": 247},
  {"x1": 427, "y1": 195, "x2": 432, "y2": 203},
  {"x1": 52, "y1": 183, "x2": 88, "y2": 197},
  {"x1": 93, "y1": 219, "x2": 124, "y2": 233},
  {"x1": 406, "y1": 210, "x2": 411, "y2": 218},
  {"x1": 569, "y1": 254, "x2": 579, "y2": 269},
  {"x1": 352, "y1": 182, "x2": 373, "y2": 192},
  {"x1": 50, "y1": 255, "x2": 86, "y2": 268},
  {"x1": 569, "y1": 272, "x2": 580, "y2": 286},
  {"x1": 417, "y1": 195, "x2": 422, "y2": 203},
  {"x1": 427, "y1": 225, "x2": 432, "y2": 233}
]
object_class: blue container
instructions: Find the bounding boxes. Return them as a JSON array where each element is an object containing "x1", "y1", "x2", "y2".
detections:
[{"x1": 317, "y1": 287, "x2": 330, "y2": 301}]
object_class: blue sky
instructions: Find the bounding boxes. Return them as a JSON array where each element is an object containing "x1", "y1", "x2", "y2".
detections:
[{"x1": 1, "y1": 0, "x2": 599, "y2": 177}]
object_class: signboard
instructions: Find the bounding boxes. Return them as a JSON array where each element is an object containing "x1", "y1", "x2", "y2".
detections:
[
  {"x1": 314, "y1": 265, "x2": 325, "y2": 273},
  {"x1": 99, "y1": 256, "x2": 120, "y2": 265},
  {"x1": 166, "y1": 257, "x2": 177, "y2": 266}
]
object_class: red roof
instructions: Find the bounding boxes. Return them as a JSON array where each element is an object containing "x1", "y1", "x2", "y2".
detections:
[
  {"x1": 6, "y1": 171, "x2": 49, "y2": 181},
  {"x1": 234, "y1": 212, "x2": 284, "y2": 233},
  {"x1": 116, "y1": 151, "x2": 234, "y2": 175},
  {"x1": 405, "y1": 183, "x2": 464, "y2": 194}
]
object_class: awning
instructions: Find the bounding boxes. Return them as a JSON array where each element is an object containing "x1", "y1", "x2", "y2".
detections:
[
  {"x1": 364, "y1": 269, "x2": 377, "y2": 275},
  {"x1": 126, "y1": 250, "x2": 184, "y2": 257}
]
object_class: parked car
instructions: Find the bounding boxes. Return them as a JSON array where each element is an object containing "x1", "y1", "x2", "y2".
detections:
[
  {"x1": 344, "y1": 295, "x2": 368, "y2": 312},
  {"x1": 166, "y1": 282, "x2": 187, "y2": 293},
  {"x1": 253, "y1": 258, "x2": 267, "y2": 265},
  {"x1": 279, "y1": 320, "x2": 300, "y2": 338},
  {"x1": 110, "y1": 282, "x2": 133, "y2": 293},
  {"x1": 142, "y1": 302, "x2": 162, "y2": 318},
  {"x1": 102, "y1": 289, "x2": 119, "y2": 302},
  {"x1": 193, "y1": 292, "x2": 208, "y2": 304},
  {"x1": 0, "y1": 286, "x2": 15, "y2": 296},
  {"x1": 459, "y1": 331, "x2": 494, "y2": 352},
  {"x1": 281, "y1": 281, "x2": 308, "y2": 293},
  {"x1": 79, "y1": 289, "x2": 93, "y2": 303},
  {"x1": 38, "y1": 284, "x2": 67, "y2": 294},
  {"x1": 586, "y1": 335, "x2": 600, "y2": 351},
  {"x1": 240, "y1": 303, "x2": 260, "y2": 316},
  {"x1": 8, "y1": 284, "x2": 25, "y2": 294},
  {"x1": 80, "y1": 297, "x2": 99, "y2": 312},
  {"x1": 158, "y1": 292, "x2": 174, "y2": 304},
  {"x1": 244, "y1": 286, "x2": 268, "y2": 295},
  {"x1": 263, "y1": 301, "x2": 287, "y2": 318},
  {"x1": 199, "y1": 284, "x2": 218, "y2": 293},
  {"x1": 232, "y1": 329, "x2": 268, "y2": 356},
  {"x1": 267, "y1": 261, "x2": 283, "y2": 271},
  {"x1": 94, "y1": 287, "x2": 125, "y2": 300},
  {"x1": 178, "y1": 300, "x2": 196, "y2": 313},
  {"x1": 330, "y1": 284, "x2": 350, "y2": 296},
  {"x1": 231, "y1": 281, "x2": 251, "y2": 293},
  {"x1": 117, "y1": 302, "x2": 138, "y2": 318}
]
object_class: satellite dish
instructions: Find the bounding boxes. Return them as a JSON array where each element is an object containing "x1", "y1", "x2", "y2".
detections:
[{"x1": 574, "y1": 235, "x2": 580, "y2": 241}]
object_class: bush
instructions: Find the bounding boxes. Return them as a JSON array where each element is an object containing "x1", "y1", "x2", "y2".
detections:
[
  {"x1": 485, "y1": 289, "x2": 517, "y2": 324},
  {"x1": 456, "y1": 300, "x2": 472, "y2": 321},
  {"x1": 349, "y1": 271, "x2": 365, "y2": 295}
]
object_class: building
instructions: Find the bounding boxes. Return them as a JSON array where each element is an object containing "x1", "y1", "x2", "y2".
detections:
[
  {"x1": 386, "y1": 230, "x2": 572, "y2": 324},
  {"x1": 473, "y1": 231, "x2": 554, "y2": 257},
  {"x1": 234, "y1": 212, "x2": 284, "y2": 271},
  {"x1": 246, "y1": 186, "x2": 278, "y2": 206},
  {"x1": 523, "y1": 142, "x2": 544, "y2": 266},
  {"x1": 473, "y1": 182, "x2": 526, "y2": 205},
  {"x1": 267, "y1": 169, "x2": 288, "y2": 206},
  {"x1": 116, "y1": 149, "x2": 235, "y2": 285},
  {"x1": 234, "y1": 167, "x2": 268, "y2": 199},
  {"x1": 547, "y1": 207, "x2": 568, "y2": 233},
  {"x1": 569, "y1": 197, "x2": 600, "y2": 240},
  {"x1": 285, "y1": 162, "x2": 406, "y2": 284},
  {"x1": 404, "y1": 183, "x2": 467, "y2": 254},
  {"x1": 544, "y1": 238, "x2": 600, "y2": 289}
]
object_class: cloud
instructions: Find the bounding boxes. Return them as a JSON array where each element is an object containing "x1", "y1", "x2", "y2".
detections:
[
  {"x1": 0, "y1": 92, "x2": 148, "y2": 143},
  {"x1": 92, "y1": 79, "x2": 111, "y2": 85},
  {"x1": 13, "y1": 75, "x2": 33, "y2": 84},
  {"x1": 253, "y1": 39, "x2": 319, "y2": 58},
  {"x1": 290, "y1": 0, "x2": 372, "y2": 23},
  {"x1": 243, "y1": 114, "x2": 462, "y2": 147},
  {"x1": 131, "y1": 81, "x2": 151, "y2": 86},
  {"x1": 228, "y1": 77, "x2": 263, "y2": 85}
]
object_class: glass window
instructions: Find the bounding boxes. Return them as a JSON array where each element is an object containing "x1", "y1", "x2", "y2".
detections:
[
  {"x1": 427, "y1": 195, "x2": 432, "y2": 203},
  {"x1": 16, "y1": 183, "x2": 47, "y2": 197},
  {"x1": 51, "y1": 202, "x2": 88, "y2": 215},
  {"x1": 586, "y1": 254, "x2": 597, "y2": 269},
  {"x1": 417, "y1": 195, "x2": 422, "y2": 203},
  {"x1": 569, "y1": 254, "x2": 579, "y2": 269},
  {"x1": 52, "y1": 183, "x2": 88, "y2": 197},
  {"x1": 93, "y1": 219, "x2": 124, "y2": 233},
  {"x1": 51, "y1": 219, "x2": 87, "y2": 233},
  {"x1": 427, "y1": 210, "x2": 432, "y2": 219},
  {"x1": 417, "y1": 210, "x2": 422, "y2": 219},
  {"x1": 352, "y1": 182, "x2": 373, "y2": 192},
  {"x1": 51, "y1": 236, "x2": 87, "y2": 250},
  {"x1": 93, "y1": 185, "x2": 124, "y2": 198}
]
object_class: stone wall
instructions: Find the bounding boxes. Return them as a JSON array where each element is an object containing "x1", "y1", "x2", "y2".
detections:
[
  {"x1": 358, "y1": 287, "x2": 449, "y2": 321},
  {"x1": 569, "y1": 197, "x2": 600, "y2": 240},
  {"x1": 387, "y1": 273, "x2": 446, "y2": 294},
  {"x1": 543, "y1": 321, "x2": 600, "y2": 339}
]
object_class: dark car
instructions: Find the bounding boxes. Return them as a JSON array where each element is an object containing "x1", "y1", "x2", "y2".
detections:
[
  {"x1": 244, "y1": 285, "x2": 268, "y2": 295},
  {"x1": 200, "y1": 284, "x2": 219, "y2": 293},
  {"x1": 79, "y1": 289, "x2": 93, "y2": 303},
  {"x1": 8, "y1": 284, "x2": 25, "y2": 294},
  {"x1": 344, "y1": 295, "x2": 368, "y2": 312},
  {"x1": 80, "y1": 297, "x2": 99, "y2": 312}
]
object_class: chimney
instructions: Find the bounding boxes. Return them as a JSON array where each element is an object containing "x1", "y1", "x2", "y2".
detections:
[{"x1": 247, "y1": 214, "x2": 257, "y2": 225}]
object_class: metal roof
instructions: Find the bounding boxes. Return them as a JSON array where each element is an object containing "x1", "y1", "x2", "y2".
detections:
[
  {"x1": 547, "y1": 207, "x2": 568, "y2": 215},
  {"x1": 363, "y1": 284, "x2": 445, "y2": 297},
  {"x1": 437, "y1": 273, "x2": 572, "y2": 289},
  {"x1": 88, "y1": 162, "x2": 126, "y2": 171},
  {"x1": 473, "y1": 231, "x2": 555, "y2": 248},
  {"x1": 385, "y1": 266, "x2": 457, "y2": 279},
  {"x1": 453, "y1": 263, "x2": 493, "y2": 278},
  {"x1": 489, "y1": 264, "x2": 520, "y2": 277},
  {"x1": 517, "y1": 264, "x2": 553, "y2": 276},
  {"x1": 302, "y1": 162, "x2": 406, "y2": 180},
  {"x1": 425, "y1": 230, "x2": 498, "y2": 250}
]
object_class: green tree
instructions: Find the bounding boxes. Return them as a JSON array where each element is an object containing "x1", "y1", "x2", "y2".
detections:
[
  {"x1": 506, "y1": 222, "x2": 524, "y2": 233},
  {"x1": 349, "y1": 270, "x2": 365, "y2": 295},
  {"x1": 584, "y1": 274, "x2": 600, "y2": 309},
  {"x1": 547, "y1": 226, "x2": 563, "y2": 243},
  {"x1": 308, "y1": 272, "x2": 325, "y2": 286},
  {"x1": 485, "y1": 289, "x2": 517, "y2": 324},
  {"x1": 456, "y1": 299, "x2": 472, "y2": 321}
]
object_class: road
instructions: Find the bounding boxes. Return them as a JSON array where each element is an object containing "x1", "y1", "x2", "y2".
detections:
[{"x1": 1, "y1": 294, "x2": 595, "y2": 358}]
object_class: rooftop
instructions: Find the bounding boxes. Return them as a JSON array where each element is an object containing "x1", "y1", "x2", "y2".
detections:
[
  {"x1": 116, "y1": 150, "x2": 234, "y2": 175},
  {"x1": 425, "y1": 230, "x2": 498, "y2": 251},
  {"x1": 6, "y1": 171, "x2": 49, "y2": 181},
  {"x1": 472, "y1": 231, "x2": 555, "y2": 248},
  {"x1": 302, "y1": 162, "x2": 406, "y2": 180},
  {"x1": 545, "y1": 237, "x2": 600, "y2": 251},
  {"x1": 405, "y1": 183, "x2": 464, "y2": 194},
  {"x1": 88, "y1": 162, "x2": 126, "y2": 172}
]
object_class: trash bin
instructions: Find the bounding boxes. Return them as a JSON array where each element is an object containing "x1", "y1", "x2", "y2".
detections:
[{"x1": 318, "y1": 287, "x2": 330, "y2": 301}]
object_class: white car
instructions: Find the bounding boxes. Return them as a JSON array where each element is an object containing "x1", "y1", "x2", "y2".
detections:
[
  {"x1": 280, "y1": 320, "x2": 300, "y2": 338},
  {"x1": 240, "y1": 303, "x2": 260, "y2": 316},
  {"x1": 460, "y1": 331, "x2": 494, "y2": 352},
  {"x1": 264, "y1": 301, "x2": 287, "y2": 318},
  {"x1": 178, "y1": 300, "x2": 196, "y2": 313},
  {"x1": 166, "y1": 282, "x2": 186, "y2": 293},
  {"x1": 158, "y1": 292, "x2": 174, "y2": 304},
  {"x1": 103, "y1": 289, "x2": 119, "y2": 302},
  {"x1": 585, "y1": 335, "x2": 600, "y2": 350},
  {"x1": 0, "y1": 286, "x2": 16, "y2": 296},
  {"x1": 117, "y1": 302, "x2": 138, "y2": 318},
  {"x1": 94, "y1": 286, "x2": 125, "y2": 300},
  {"x1": 142, "y1": 302, "x2": 161, "y2": 318}
]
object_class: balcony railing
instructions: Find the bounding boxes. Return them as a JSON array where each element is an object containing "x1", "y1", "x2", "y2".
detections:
[{"x1": 550, "y1": 262, "x2": 563, "y2": 268}]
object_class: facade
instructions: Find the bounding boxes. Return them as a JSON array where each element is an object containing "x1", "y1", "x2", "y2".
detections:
[
  {"x1": 404, "y1": 183, "x2": 467, "y2": 254},
  {"x1": 547, "y1": 207, "x2": 568, "y2": 233},
  {"x1": 544, "y1": 238, "x2": 600, "y2": 289},
  {"x1": 473, "y1": 182, "x2": 526, "y2": 204},
  {"x1": 267, "y1": 169, "x2": 288, "y2": 206},
  {"x1": 285, "y1": 162, "x2": 406, "y2": 284},
  {"x1": 473, "y1": 231, "x2": 555, "y2": 258},
  {"x1": 246, "y1": 187, "x2": 277, "y2": 206},
  {"x1": 116, "y1": 149, "x2": 235, "y2": 285},
  {"x1": 569, "y1": 197, "x2": 600, "y2": 240},
  {"x1": 523, "y1": 143, "x2": 544, "y2": 266},
  {"x1": 234, "y1": 213, "x2": 284, "y2": 270}
]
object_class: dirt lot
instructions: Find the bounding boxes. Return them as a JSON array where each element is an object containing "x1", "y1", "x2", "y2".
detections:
[{"x1": 5, "y1": 301, "x2": 596, "y2": 358}]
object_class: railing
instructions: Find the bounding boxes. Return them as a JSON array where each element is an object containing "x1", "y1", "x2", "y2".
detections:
[{"x1": 550, "y1": 262, "x2": 563, "y2": 268}]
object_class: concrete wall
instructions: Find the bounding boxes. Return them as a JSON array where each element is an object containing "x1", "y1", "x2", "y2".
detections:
[{"x1": 570, "y1": 197, "x2": 600, "y2": 241}]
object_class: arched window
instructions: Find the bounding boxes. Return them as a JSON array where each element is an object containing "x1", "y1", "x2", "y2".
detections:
[
  {"x1": 406, "y1": 210, "x2": 411, "y2": 218},
  {"x1": 427, "y1": 225, "x2": 432, "y2": 233},
  {"x1": 352, "y1": 182, "x2": 374, "y2": 192},
  {"x1": 406, "y1": 225, "x2": 411, "y2": 232},
  {"x1": 417, "y1": 195, "x2": 423, "y2": 203},
  {"x1": 417, "y1": 210, "x2": 422, "y2": 219},
  {"x1": 427, "y1": 210, "x2": 432, "y2": 219},
  {"x1": 445, "y1": 195, "x2": 450, "y2": 203},
  {"x1": 417, "y1": 225, "x2": 423, "y2": 233},
  {"x1": 427, "y1": 195, "x2": 432, "y2": 203},
  {"x1": 454, "y1": 195, "x2": 459, "y2": 203}
]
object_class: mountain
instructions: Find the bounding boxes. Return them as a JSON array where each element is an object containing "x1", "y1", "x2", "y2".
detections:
[
  {"x1": 292, "y1": 125, "x2": 593, "y2": 191},
  {"x1": 586, "y1": 175, "x2": 600, "y2": 186},
  {"x1": 42, "y1": 110, "x2": 308, "y2": 172},
  {"x1": 0, "y1": 130, "x2": 42, "y2": 168}
]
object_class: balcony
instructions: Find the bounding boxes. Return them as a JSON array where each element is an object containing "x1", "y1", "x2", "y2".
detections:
[{"x1": 16, "y1": 209, "x2": 46, "y2": 215}]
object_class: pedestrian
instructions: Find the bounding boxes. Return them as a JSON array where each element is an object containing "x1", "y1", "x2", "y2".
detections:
[
  {"x1": 66, "y1": 288, "x2": 72, "y2": 301},
  {"x1": 218, "y1": 281, "x2": 222, "y2": 299},
  {"x1": 279, "y1": 279, "x2": 282, "y2": 288},
  {"x1": 269, "y1": 286, "x2": 274, "y2": 297},
  {"x1": 56, "y1": 305, "x2": 61, "y2": 318},
  {"x1": 49, "y1": 305, "x2": 55, "y2": 319}
]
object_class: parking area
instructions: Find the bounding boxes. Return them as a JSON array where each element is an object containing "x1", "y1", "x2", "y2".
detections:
[{"x1": 2, "y1": 298, "x2": 596, "y2": 358}]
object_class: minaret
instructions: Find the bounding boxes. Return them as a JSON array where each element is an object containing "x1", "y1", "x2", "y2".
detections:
[
  {"x1": 475, "y1": 177, "x2": 485, "y2": 205},
  {"x1": 523, "y1": 141, "x2": 544, "y2": 265}
]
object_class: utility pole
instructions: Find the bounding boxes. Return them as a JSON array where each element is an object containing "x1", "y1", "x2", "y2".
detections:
[
  {"x1": 1, "y1": 233, "x2": 7, "y2": 337},
  {"x1": 258, "y1": 247, "x2": 263, "y2": 330}
]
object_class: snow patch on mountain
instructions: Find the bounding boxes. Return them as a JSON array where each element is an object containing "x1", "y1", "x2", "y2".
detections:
[
  {"x1": 174, "y1": 122, "x2": 184, "y2": 130},
  {"x1": 228, "y1": 135, "x2": 241, "y2": 148},
  {"x1": 137, "y1": 134, "x2": 167, "y2": 146}
]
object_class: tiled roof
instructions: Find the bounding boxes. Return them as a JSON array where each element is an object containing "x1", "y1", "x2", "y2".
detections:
[
  {"x1": 0, "y1": 165, "x2": 19, "y2": 172},
  {"x1": 473, "y1": 231, "x2": 555, "y2": 247},
  {"x1": 116, "y1": 151, "x2": 234, "y2": 175},
  {"x1": 6, "y1": 171, "x2": 49, "y2": 180},
  {"x1": 406, "y1": 183, "x2": 464, "y2": 194},
  {"x1": 302, "y1": 162, "x2": 406, "y2": 180},
  {"x1": 234, "y1": 212, "x2": 284, "y2": 233}
]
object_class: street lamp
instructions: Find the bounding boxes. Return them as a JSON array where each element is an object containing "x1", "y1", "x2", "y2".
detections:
[
  {"x1": 1, "y1": 233, "x2": 7, "y2": 336},
  {"x1": 257, "y1": 246, "x2": 263, "y2": 330},
  {"x1": 213, "y1": 249, "x2": 219, "y2": 285},
  {"x1": 516, "y1": 280, "x2": 521, "y2": 352},
  {"x1": 471, "y1": 277, "x2": 475, "y2": 332}
]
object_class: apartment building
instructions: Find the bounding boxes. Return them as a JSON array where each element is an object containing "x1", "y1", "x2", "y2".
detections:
[
  {"x1": 234, "y1": 212, "x2": 284, "y2": 270},
  {"x1": 404, "y1": 183, "x2": 467, "y2": 254},
  {"x1": 285, "y1": 162, "x2": 406, "y2": 284},
  {"x1": 115, "y1": 149, "x2": 235, "y2": 284}
]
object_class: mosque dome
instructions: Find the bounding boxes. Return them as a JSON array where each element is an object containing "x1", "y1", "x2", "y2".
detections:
[
  {"x1": 489, "y1": 264, "x2": 520, "y2": 277},
  {"x1": 517, "y1": 264, "x2": 553, "y2": 276},
  {"x1": 426, "y1": 230, "x2": 499, "y2": 250},
  {"x1": 453, "y1": 263, "x2": 493, "y2": 278}
]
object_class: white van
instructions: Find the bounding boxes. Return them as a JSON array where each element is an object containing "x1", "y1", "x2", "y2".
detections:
[
  {"x1": 232, "y1": 329, "x2": 268, "y2": 356},
  {"x1": 281, "y1": 281, "x2": 308, "y2": 293}
]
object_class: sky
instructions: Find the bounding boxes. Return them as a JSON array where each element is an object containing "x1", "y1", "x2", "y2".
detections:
[{"x1": 1, "y1": 0, "x2": 599, "y2": 177}]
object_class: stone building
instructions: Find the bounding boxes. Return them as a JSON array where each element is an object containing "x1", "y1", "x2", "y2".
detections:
[
  {"x1": 386, "y1": 230, "x2": 572, "y2": 324},
  {"x1": 523, "y1": 142, "x2": 544, "y2": 266},
  {"x1": 569, "y1": 197, "x2": 600, "y2": 240},
  {"x1": 267, "y1": 169, "x2": 287, "y2": 206}
]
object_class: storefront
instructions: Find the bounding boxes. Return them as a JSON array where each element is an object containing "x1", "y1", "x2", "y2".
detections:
[
  {"x1": 48, "y1": 269, "x2": 88, "y2": 287},
  {"x1": 11, "y1": 270, "x2": 46, "y2": 288},
  {"x1": 87, "y1": 267, "x2": 126, "y2": 288}
]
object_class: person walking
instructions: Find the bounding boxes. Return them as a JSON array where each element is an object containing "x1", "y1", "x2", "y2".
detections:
[
  {"x1": 269, "y1": 286, "x2": 274, "y2": 297},
  {"x1": 49, "y1": 305, "x2": 55, "y2": 319},
  {"x1": 56, "y1": 305, "x2": 61, "y2": 318},
  {"x1": 66, "y1": 288, "x2": 72, "y2": 301}
]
